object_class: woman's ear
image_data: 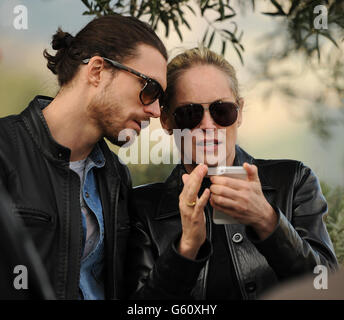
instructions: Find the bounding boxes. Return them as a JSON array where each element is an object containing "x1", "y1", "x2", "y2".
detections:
[
  {"x1": 237, "y1": 98, "x2": 244, "y2": 128},
  {"x1": 160, "y1": 108, "x2": 174, "y2": 135}
]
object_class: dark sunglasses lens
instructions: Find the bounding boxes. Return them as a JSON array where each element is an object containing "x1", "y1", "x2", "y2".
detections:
[
  {"x1": 140, "y1": 80, "x2": 162, "y2": 105},
  {"x1": 210, "y1": 102, "x2": 238, "y2": 126},
  {"x1": 174, "y1": 104, "x2": 204, "y2": 129}
]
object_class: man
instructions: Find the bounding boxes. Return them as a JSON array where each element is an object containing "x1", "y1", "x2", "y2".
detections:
[{"x1": 0, "y1": 14, "x2": 167, "y2": 299}]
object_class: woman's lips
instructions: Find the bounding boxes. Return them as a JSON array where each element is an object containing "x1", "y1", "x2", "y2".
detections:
[{"x1": 196, "y1": 140, "x2": 221, "y2": 152}]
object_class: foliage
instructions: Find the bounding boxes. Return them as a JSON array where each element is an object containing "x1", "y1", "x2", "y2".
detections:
[
  {"x1": 322, "y1": 182, "x2": 344, "y2": 266},
  {"x1": 81, "y1": 0, "x2": 343, "y2": 63},
  {"x1": 81, "y1": 0, "x2": 344, "y2": 139},
  {"x1": 261, "y1": 0, "x2": 343, "y2": 59},
  {"x1": 251, "y1": 0, "x2": 344, "y2": 140},
  {"x1": 81, "y1": 0, "x2": 251, "y2": 62}
]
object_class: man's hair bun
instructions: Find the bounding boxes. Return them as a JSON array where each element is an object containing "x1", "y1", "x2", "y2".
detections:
[
  {"x1": 51, "y1": 28, "x2": 74, "y2": 50},
  {"x1": 43, "y1": 15, "x2": 167, "y2": 87}
]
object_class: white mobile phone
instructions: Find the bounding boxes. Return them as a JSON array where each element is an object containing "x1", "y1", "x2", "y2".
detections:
[{"x1": 207, "y1": 166, "x2": 247, "y2": 224}]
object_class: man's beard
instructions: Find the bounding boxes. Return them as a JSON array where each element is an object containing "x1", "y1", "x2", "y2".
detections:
[
  {"x1": 88, "y1": 93, "x2": 124, "y2": 145},
  {"x1": 88, "y1": 97, "x2": 139, "y2": 148},
  {"x1": 105, "y1": 134, "x2": 129, "y2": 147},
  {"x1": 107, "y1": 126, "x2": 139, "y2": 147}
]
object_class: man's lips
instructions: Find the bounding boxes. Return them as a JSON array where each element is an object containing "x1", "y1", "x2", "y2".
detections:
[
  {"x1": 133, "y1": 119, "x2": 150, "y2": 130},
  {"x1": 140, "y1": 119, "x2": 150, "y2": 129},
  {"x1": 132, "y1": 120, "x2": 142, "y2": 133}
]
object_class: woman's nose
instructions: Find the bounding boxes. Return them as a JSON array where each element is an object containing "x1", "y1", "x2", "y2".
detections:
[{"x1": 199, "y1": 108, "x2": 217, "y2": 130}]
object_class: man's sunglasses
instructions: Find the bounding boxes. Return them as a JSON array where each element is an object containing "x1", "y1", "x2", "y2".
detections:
[
  {"x1": 173, "y1": 101, "x2": 240, "y2": 130},
  {"x1": 82, "y1": 57, "x2": 164, "y2": 106}
]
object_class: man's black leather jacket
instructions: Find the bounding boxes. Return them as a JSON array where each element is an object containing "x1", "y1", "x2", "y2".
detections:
[
  {"x1": 126, "y1": 146, "x2": 338, "y2": 299},
  {"x1": 0, "y1": 96, "x2": 132, "y2": 299}
]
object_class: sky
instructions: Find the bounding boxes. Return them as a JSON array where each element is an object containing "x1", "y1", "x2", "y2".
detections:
[{"x1": 0, "y1": 0, "x2": 343, "y2": 186}]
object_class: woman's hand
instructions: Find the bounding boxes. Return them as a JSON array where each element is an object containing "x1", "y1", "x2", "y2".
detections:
[
  {"x1": 209, "y1": 162, "x2": 277, "y2": 240},
  {"x1": 178, "y1": 164, "x2": 210, "y2": 259}
]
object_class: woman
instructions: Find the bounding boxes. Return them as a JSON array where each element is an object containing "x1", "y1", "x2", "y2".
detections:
[{"x1": 125, "y1": 47, "x2": 337, "y2": 300}]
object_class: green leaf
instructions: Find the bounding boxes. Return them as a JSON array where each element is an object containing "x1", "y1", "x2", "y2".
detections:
[
  {"x1": 288, "y1": 0, "x2": 300, "y2": 16},
  {"x1": 261, "y1": 11, "x2": 286, "y2": 16},
  {"x1": 215, "y1": 14, "x2": 236, "y2": 22},
  {"x1": 136, "y1": 1, "x2": 149, "y2": 17},
  {"x1": 222, "y1": 29, "x2": 234, "y2": 39},
  {"x1": 200, "y1": 0, "x2": 210, "y2": 16},
  {"x1": 173, "y1": 18, "x2": 183, "y2": 41},
  {"x1": 316, "y1": 32, "x2": 320, "y2": 61},
  {"x1": 129, "y1": 0, "x2": 137, "y2": 16},
  {"x1": 319, "y1": 31, "x2": 339, "y2": 48},
  {"x1": 224, "y1": 3, "x2": 235, "y2": 14},
  {"x1": 219, "y1": 0, "x2": 225, "y2": 20},
  {"x1": 232, "y1": 43, "x2": 244, "y2": 65},
  {"x1": 238, "y1": 30, "x2": 244, "y2": 42},
  {"x1": 202, "y1": 26, "x2": 209, "y2": 44},
  {"x1": 186, "y1": 4, "x2": 196, "y2": 15},
  {"x1": 177, "y1": 7, "x2": 191, "y2": 30},
  {"x1": 231, "y1": 21, "x2": 238, "y2": 34},
  {"x1": 208, "y1": 30, "x2": 216, "y2": 48},
  {"x1": 160, "y1": 13, "x2": 170, "y2": 37},
  {"x1": 270, "y1": 0, "x2": 286, "y2": 15},
  {"x1": 81, "y1": 0, "x2": 92, "y2": 10},
  {"x1": 221, "y1": 40, "x2": 227, "y2": 55}
]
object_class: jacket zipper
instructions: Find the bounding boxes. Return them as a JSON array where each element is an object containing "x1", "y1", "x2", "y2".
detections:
[
  {"x1": 69, "y1": 169, "x2": 83, "y2": 300},
  {"x1": 76, "y1": 173, "x2": 83, "y2": 299}
]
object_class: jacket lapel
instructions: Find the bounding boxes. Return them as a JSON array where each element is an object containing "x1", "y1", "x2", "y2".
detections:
[{"x1": 153, "y1": 164, "x2": 184, "y2": 220}]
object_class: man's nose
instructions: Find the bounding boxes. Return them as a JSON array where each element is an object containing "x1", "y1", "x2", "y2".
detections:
[{"x1": 143, "y1": 100, "x2": 161, "y2": 118}]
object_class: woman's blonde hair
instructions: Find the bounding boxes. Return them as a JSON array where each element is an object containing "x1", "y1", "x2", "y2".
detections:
[{"x1": 163, "y1": 46, "x2": 240, "y2": 112}]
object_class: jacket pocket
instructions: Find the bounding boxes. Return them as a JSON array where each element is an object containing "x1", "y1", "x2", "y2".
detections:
[{"x1": 14, "y1": 206, "x2": 53, "y2": 225}]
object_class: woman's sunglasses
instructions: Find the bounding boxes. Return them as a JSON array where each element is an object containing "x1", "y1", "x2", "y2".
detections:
[
  {"x1": 82, "y1": 57, "x2": 164, "y2": 106},
  {"x1": 173, "y1": 101, "x2": 240, "y2": 129}
]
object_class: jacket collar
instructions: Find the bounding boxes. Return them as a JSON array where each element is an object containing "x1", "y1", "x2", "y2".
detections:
[
  {"x1": 20, "y1": 96, "x2": 120, "y2": 179},
  {"x1": 154, "y1": 145, "x2": 275, "y2": 220},
  {"x1": 21, "y1": 96, "x2": 72, "y2": 163}
]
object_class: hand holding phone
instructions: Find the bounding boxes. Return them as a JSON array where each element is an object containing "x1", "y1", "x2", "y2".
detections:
[{"x1": 207, "y1": 166, "x2": 247, "y2": 224}]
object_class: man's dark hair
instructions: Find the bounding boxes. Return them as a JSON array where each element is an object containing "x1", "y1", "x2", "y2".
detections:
[{"x1": 43, "y1": 14, "x2": 168, "y2": 87}]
